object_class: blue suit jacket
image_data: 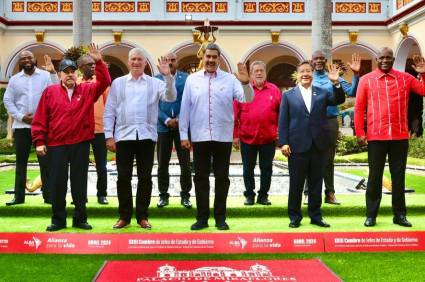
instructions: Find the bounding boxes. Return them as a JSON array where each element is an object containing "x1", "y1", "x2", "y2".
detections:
[
  {"x1": 156, "y1": 70, "x2": 189, "y2": 133},
  {"x1": 278, "y1": 85, "x2": 345, "y2": 153}
]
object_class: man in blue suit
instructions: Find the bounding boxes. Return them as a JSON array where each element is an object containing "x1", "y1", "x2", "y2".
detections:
[
  {"x1": 156, "y1": 53, "x2": 192, "y2": 209},
  {"x1": 278, "y1": 61, "x2": 345, "y2": 228}
]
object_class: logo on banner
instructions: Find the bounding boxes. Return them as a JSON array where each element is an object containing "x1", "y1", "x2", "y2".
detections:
[
  {"x1": 24, "y1": 236, "x2": 42, "y2": 250},
  {"x1": 229, "y1": 237, "x2": 247, "y2": 249}
]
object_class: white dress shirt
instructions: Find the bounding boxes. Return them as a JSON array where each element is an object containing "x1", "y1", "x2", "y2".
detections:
[
  {"x1": 3, "y1": 68, "x2": 59, "y2": 129},
  {"x1": 179, "y1": 69, "x2": 254, "y2": 142},
  {"x1": 104, "y1": 73, "x2": 176, "y2": 142},
  {"x1": 298, "y1": 84, "x2": 312, "y2": 113}
]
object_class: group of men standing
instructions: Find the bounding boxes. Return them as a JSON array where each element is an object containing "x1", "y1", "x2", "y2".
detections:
[{"x1": 3, "y1": 42, "x2": 425, "y2": 231}]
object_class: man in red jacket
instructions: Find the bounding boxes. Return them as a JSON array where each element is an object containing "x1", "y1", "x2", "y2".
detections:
[
  {"x1": 355, "y1": 47, "x2": 425, "y2": 227},
  {"x1": 234, "y1": 61, "x2": 282, "y2": 205},
  {"x1": 32, "y1": 44, "x2": 111, "y2": 231}
]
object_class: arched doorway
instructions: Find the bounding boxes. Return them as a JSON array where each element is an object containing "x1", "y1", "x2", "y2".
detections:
[{"x1": 394, "y1": 36, "x2": 422, "y2": 71}]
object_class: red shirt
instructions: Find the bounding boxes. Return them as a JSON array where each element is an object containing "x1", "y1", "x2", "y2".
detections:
[
  {"x1": 234, "y1": 81, "x2": 282, "y2": 145},
  {"x1": 32, "y1": 61, "x2": 111, "y2": 147},
  {"x1": 354, "y1": 68, "x2": 425, "y2": 141}
]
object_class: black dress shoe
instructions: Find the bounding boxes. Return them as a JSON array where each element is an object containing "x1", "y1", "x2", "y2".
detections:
[
  {"x1": 46, "y1": 224, "x2": 66, "y2": 232},
  {"x1": 289, "y1": 221, "x2": 301, "y2": 228},
  {"x1": 191, "y1": 221, "x2": 209, "y2": 230},
  {"x1": 215, "y1": 222, "x2": 230, "y2": 230},
  {"x1": 157, "y1": 197, "x2": 169, "y2": 208},
  {"x1": 6, "y1": 199, "x2": 24, "y2": 206},
  {"x1": 72, "y1": 222, "x2": 93, "y2": 230},
  {"x1": 181, "y1": 198, "x2": 192, "y2": 209},
  {"x1": 310, "y1": 219, "x2": 331, "y2": 227},
  {"x1": 364, "y1": 217, "x2": 376, "y2": 227},
  {"x1": 256, "y1": 197, "x2": 271, "y2": 205},
  {"x1": 393, "y1": 216, "x2": 412, "y2": 227},
  {"x1": 244, "y1": 196, "x2": 255, "y2": 206},
  {"x1": 97, "y1": 196, "x2": 108, "y2": 205}
]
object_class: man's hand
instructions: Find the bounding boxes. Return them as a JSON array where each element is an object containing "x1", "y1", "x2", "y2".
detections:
[
  {"x1": 234, "y1": 62, "x2": 250, "y2": 84},
  {"x1": 44, "y1": 55, "x2": 56, "y2": 74},
  {"x1": 36, "y1": 145, "x2": 47, "y2": 157},
  {"x1": 412, "y1": 55, "x2": 425, "y2": 74},
  {"x1": 327, "y1": 64, "x2": 340, "y2": 84},
  {"x1": 232, "y1": 138, "x2": 240, "y2": 150},
  {"x1": 106, "y1": 138, "x2": 116, "y2": 152},
  {"x1": 181, "y1": 140, "x2": 191, "y2": 150},
  {"x1": 166, "y1": 118, "x2": 178, "y2": 129},
  {"x1": 347, "y1": 53, "x2": 361, "y2": 75},
  {"x1": 281, "y1": 145, "x2": 291, "y2": 157},
  {"x1": 88, "y1": 43, "x2": 102, "y2": 62},
  {"x1": 356, "y1": 136, "x2": 368, "y2": 146},
  {"x1": 158, "y1": 56, "x2": 171, "y2": 76},
  {"x1": 22, "y1": 113, "x2": 33, "y2": 125}
]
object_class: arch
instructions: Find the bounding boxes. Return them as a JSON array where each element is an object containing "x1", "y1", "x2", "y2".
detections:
[
  {"x1": 332, "y1": 40, "x2": 379, "y2": 58},
  {"x1": 240, "y1": 41, "x2": 308, "y2": 64},
  {"x1": 4, "y1": 40, "x2": 66, "y2": 80},
  {"x1": 394, "y1": 36, "x2": 422, "y2": 71}
]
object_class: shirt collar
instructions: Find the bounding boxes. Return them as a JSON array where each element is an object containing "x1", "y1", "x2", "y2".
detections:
[
  {"x1": 251, "y1": 80, "x2": 269, "y2": 91},
  {"x1": 376, "y1": 68, "x2": 397, "y2": 79},
  {"x1": 203, "y1": 70, "x2": 218, "y2": 78},
  {"x1": 127, "y1": 73, "x2": 146, "y2": 82},
  {"x1": 18, "y1": 67, "x2": 41, "y2": 77},
  {"x1": 298, "y1": 83, "x2": 312, "y2": 92}
]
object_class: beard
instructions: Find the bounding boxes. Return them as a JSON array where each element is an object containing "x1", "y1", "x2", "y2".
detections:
[{"x1": 20, "y1": 62, "x2": 36, "y2": 72}]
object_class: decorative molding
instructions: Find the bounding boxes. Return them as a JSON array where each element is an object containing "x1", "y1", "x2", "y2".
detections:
[
  {"x1": 335, "y1": 2, "x2": 366, "y2": 13},
  {"x1": 397, "y1": 0, "x2": 413, "y2": 10},
  {"x1": 271, "y1": 31, "x2": 280, "y2": 44},
  {"x1": 11, "y1": 2, "x2": 25, "y2": 12},
  {"x1": 368, "y1": 3, "x2": 381, "y2": 13},
  {"x1": 113, "y1": 31, "x2": 123, "y2": 44},
  {"x1": 92, "y1": 2, "x2": 102, "y2": 12},
  {"x1": 138, "y1": 2, "x2": 150, "y2": 12},
  {"x1": 259, "y1": 2, "x2": 290, "y2": 13},
  {"x1": 166, "y1": 2, "x2": 180, "y2": 12},
  {"x1": 243, "y1": 2, "x2": 257, "y2": 13},
  {"x1": 60, "y1": 2, "x2": 73, "y2": 13},
  {"x1": 182, "y1": 2, "x2": 213, "y2": 13},
  {"x1": 104, "y1": 2, "x2": 135, "y2": 13},
  {"x1": 27, "y1": 2, "x2": 58, "y2": 13},
  {"x1": 399, "y1": 22, "x2": 409, "y2": 38},
  {"x1": 192, "y1": 30, "x2": 201, "y2": 43},
  {"x1": 35, "y1": 31, "x2": 44, "y2": 43},
  {"x1": 215, "y1": 2, "x2": 228, "y2": 13},
  {"x1": 292, "y1": 2, "x2": 305, "y2": 13},
  {"x1": 348, "y1": 31, "x2": 358, "y2": 44}
]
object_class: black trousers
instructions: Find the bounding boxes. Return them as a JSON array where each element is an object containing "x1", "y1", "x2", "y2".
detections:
[
  {"x1": 116, "y1": 139, "x2": 155, "y2": 222},
  {"x1": 366, "y1": 140, "x2": 409, "y2": 218},
  {"x1": 157, "y1": 130, "x2": 192, "y2": 199},
  {"x1": 13, "y1": 128, "x2": 49, "y2": 201},
  {"x1": 304, "y1": 117, "x2": 338, "y2": 196},
  {"x1": 90, "y1": 133, "x2": 108, "y2": 197},
  {"x1": 240, "y1": 141, "x2": 275, "y2": 199},
  {"x1": 192, "y1": 141, "x2": 232, "y2": 224},
  {"x1": 288, "y1": 144, "x2": 326, "y2": 223},
  {"x1": 48, "y1": 141, "x2": 90, "y2": 226}
]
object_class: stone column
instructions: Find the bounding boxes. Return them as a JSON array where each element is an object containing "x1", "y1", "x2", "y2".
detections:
[
  {"x1": 311, "y1": 0, "x2": 333, "y2": 60},
  {"x1": 73, "y1": 0, "x2": 92, "y2": 47}
]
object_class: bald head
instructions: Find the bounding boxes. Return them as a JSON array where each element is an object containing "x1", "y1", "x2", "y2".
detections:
[
  {"x1": 376, "y1": 47, "x2": 394, "y2": 73},
  {"x1": 18, "y1": 50, "x2": 36, "y2": 74},
  {"x1": 311, "y1": 50, "x2": 326, "y2": 71}
]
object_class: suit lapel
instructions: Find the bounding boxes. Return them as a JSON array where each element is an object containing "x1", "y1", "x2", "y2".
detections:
[
  {"x1": 294, "y1": 86, "x2": 309, "y2": 114},
  {"x1": 310, "y1": 86, "x2": 319, "y2": 113}
]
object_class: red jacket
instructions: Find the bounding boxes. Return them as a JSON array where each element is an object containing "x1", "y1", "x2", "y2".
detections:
[
  {"x1": 234, "y1": 81, "x2": 282, "y2": 145},
  {"x1": 354, "y1": 68, "x2": 425, "y2": 141},
  {"x1": 32, "y1": 61, "x2": 111, "y2": 147}
]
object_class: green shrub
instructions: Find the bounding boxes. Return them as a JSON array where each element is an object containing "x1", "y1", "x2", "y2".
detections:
[
  {"x1": 336, "y1": 135, "x2": 367, "y2": 155},
  {"x1": 0, "y1": 88, "x2": 7, "y2": 122},
  {"x1": 408, "y1": 138, "x2": 425, "y2": 159},
  {"x1": 0, "y1": 138, "x2": 15, "y2": 154}
]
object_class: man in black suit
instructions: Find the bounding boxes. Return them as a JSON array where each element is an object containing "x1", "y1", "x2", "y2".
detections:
[{"x1": 278, "y1": 61, "x2": 345, "y2": 228}]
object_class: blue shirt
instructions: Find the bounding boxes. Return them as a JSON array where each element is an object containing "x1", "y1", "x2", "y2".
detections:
[{"x1": 313, "y1": 70, "x2": 359, "y2": 117}]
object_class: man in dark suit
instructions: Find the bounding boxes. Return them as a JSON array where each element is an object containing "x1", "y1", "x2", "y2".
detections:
[
  {"x1": 156, "y1": 53, "x2": 192, "y2": 209},
  {"x1": 278, "y1": 61, "x2": 345, "y2": 228}
]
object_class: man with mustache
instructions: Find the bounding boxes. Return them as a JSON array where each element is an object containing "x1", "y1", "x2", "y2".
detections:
[
  {"x1": 3, "y1": 51, "x2": 58, "y2": 206},
  {"x1": 32, "y1": 44, "x2": 111, "y2": 231},
  {"x1": 156, "y1": 53, "x2": 192, "y2": 209},
  {"x1": 279, "y1": 61, "x2": 345, "y2": 228},
  {"x1": 77, "y1": 54, "x2": 109, "y2": 205},
  {"x1": 179, "y1": 43, "x2": 254, "y2": 230},
  {"x1": 355, "y1": 47, "x2": 425, "y2": 227},
  {"x1": 233, "y1": 61, "x2": 281, "y2": 206}
]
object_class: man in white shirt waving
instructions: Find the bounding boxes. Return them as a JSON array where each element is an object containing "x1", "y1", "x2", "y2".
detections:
[
  {"x1": 179, "y1": 43, "x2": 254, "y2": 231},
  {"x1": 104, "y1": 48, "x2": 177, "y2": 230}
]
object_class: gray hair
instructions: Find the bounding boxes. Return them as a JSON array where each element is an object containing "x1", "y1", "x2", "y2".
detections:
[
  {"x1": 128, "y1": 48, "x2": 145, "y2": 59},
  {"x1": 205, "y1": 43, "x2": 221, "y2": 56},
  {"x1": 249, "y1": 60, "x2": 267, "y2": 73},
  {"x1": 76, "y1": 54, "x2": 93, "y2": 67}
]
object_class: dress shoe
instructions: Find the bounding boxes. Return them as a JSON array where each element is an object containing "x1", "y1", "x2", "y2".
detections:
[
  {"x1": 97, "y1": 196, "x2": 108, "y2": 205},
  {"x1": 303, "y1": 195, "x2": 308, "y2": 205},
  {"x1": 157, "y1": 197, "x2": 169, "y2": 208},
  {"x1": 215, "y1": 222, "x2": 229, "y2": 230},
  {"x1": 181, "y1": 198, "x2": 192, "y2": 209},
  {"x1": 138, "y1": 219, "x2": 152, "y2": 229},
  {"x1": 72, "y1": 222, "x2": 93, "y2": 230},
  {"x1": 364, "y1": 217, "x2": 376, "y2": 227},
  {"x1": 244, "y1": 196, "x2": 255, "y2": 206},
  {"x1": 324, "y1": 192, "x2": 340, "y2": 205},
  {"x1": 6, "y1": 199, "x2": 24, "y2": 206},
  {"x1": 289, "y1": 221, "x2": 301, "y2": 228},
  {"x1": 113, "y1": 219, "x2": 130, "y2": 229},
  {"x1": 393, "y1": 216, "x2": 412, "y2": 227},
  {"x1": 46, "y1": 224, "x2": 66, "y2": 232},
  {"x1": 256, "y1": 197, "x2": 271, "y2": 205},
  {"x1": 191, "y1": 221, "x2": 209, "y2": 230},
  {"x1": 310, "y1": 219, "x2": 331, "y2": 227}
]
